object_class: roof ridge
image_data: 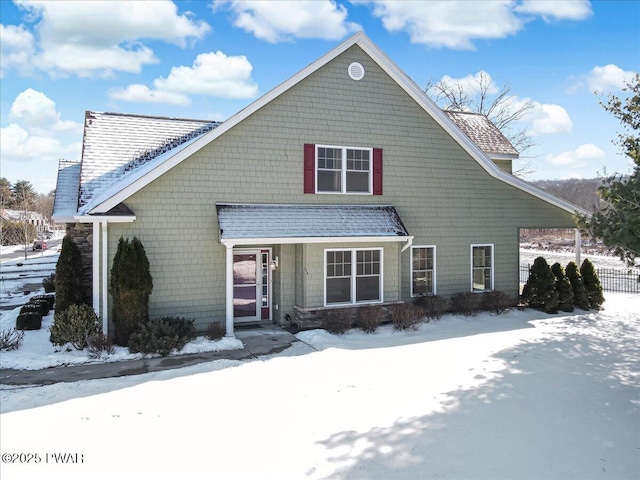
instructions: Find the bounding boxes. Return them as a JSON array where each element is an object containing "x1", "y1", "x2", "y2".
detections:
[{"x1": 87, "y1": 110, "x2": 217, "y2": 124}]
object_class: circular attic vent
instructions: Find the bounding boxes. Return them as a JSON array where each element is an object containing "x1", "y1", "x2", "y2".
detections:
[{"x1": 348, "y1": 62, "x2": 365, "y2": 81}]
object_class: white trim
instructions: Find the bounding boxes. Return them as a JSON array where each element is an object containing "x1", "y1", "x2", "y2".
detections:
[
  {"x1": 575, "y1": 229, "x2": 582, "y2": 266},
  {"x1": 225, "y1": 243, "x2": 235, "y2": 338},
  {"x1": 101, "y1": 221, "x2": 108, "y2": 332},
  {"x1": 315, "y1": 144, "x2": 373, "y2": 194},
  {"x1": 470, "y1": 244, "x2": 494, "y2": 292},
  {"x1": 85, "y1": 32, "x2": 587, "y2": 218},
  {"x1": 92, "y1": 222, "x2": 100, "y2": 329},
  {"x1": 410, "y1": 245, "x2": 437, "y2": 297},
  {"x1": 222, "y1": 235, "x2": 412, "y2": 246},
  {"x1": 231, "y1": 247, "x2": 273, "y2": 323},
  {"x1": 324, "y1": 247, "x2": 384, "y2": 307}
]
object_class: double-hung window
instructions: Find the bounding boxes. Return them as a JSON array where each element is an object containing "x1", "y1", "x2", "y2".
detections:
[
  {"x1": 317, "y1": 146, "x2": 372, "y2": 193},
  {"x1": 325, "y1": 248, "x2": 382, "y2": 305},
  {"x1": 411, "y1": 246, "x2": 436, "y2": 296},
  {"x1": 471, "y1": 244, "x2": 493, "y2": 291}
]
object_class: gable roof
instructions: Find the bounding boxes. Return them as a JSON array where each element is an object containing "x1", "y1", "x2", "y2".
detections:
[
  {"x1": 444, "y1": 110, "x2": 519, "y2": 159},
  {"x1": 55, "y1": 32, "x2": 586, "y2": 219}
]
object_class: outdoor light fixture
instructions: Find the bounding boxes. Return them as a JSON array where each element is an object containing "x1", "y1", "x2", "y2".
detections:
[{"x1": 270, "y1": 256, "x2": 279, "y2": 271}]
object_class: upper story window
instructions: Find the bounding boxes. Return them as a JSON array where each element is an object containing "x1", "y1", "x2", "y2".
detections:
[{"x1": 304, "y1": 144, "x2": 383, "y2": 195}]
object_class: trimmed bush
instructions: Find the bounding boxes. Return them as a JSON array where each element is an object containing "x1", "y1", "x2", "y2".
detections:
[
  {"x1": 43, "y1": 273, "x2": 56, "y2": 293},
  {"x1": 206, "y1": 322, "x2": 225, "y2": 341},
  {"x1": 580, "y1": 259, "x2": 605, "y2": 309},
  {"x1": 19, "y1": 303, "x2": 42, "y2": 315},
  {"x1": 521, "y1": 257, "x2": 559, "y2": 313},
  {"x1": 356, "y1": 305, "x2": 384, "y2": 333},
  {"x1": 565, "y1": 261, "x2": 590, "y2": 310},
  {"x1": 481, "y1": 291, "x2": 514, "y2": 315},
  {"x1": 50, "y1": 304, "x2": 101, "y2": 350},
  {"x1": 413, "y1": 294, "x2": 449, "y2": 320},
  {"x1": 29, "y1": 298, "x2": 50, "y2": 316},
  {"x1": 54, "y1": 235, "x2": 83, "y2": 314},
  {"x1": 110, "y1": 237, "x2": 153, "y2": 346},
  {"x1": 86, "y1": 333, "x2": 115, "y2": 358},
  {"x1": 128, "y1": 317, "x2": 195, "y2": 356},
  {"x1": 450, "y1": 291, "x2": 482, "y2": 316},
  {"x1": 0, "y1": 327, "x2": 24, "y2": 351},
  {"x1": 551, "y1": 263, "x2": 574, "y2": 312},
  {"x1": 389, "y1": 303, "x2": 423, "y2": 331},
  {"x1": 16, "y1": 311, "x2": 42, "y2": 330},
  {"x1": 32, "y1": 294, "x2": 55, "y2": 311},
  {"x1": 321, "y1": 308, "x2": 353, "y2": 335}
]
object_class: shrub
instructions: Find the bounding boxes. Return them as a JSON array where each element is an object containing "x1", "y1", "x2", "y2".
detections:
[
  {"x1": 32, "y1": 294, "x2": 55, "y2": 311},
  {"x1": 580, "y1": 259, "x2": 605, "y2": 309},
  {"x1": 49, "y1": 304, "x2": 101, "y2": 350},
  {"x1": 356, "y1": 305, "x2": 384, "y2": 333},
  {"x1": 16, "y1": 311, "x2": 42, "y2": 330},
  {"x1": 521, "y1": 257, "x2": 559, "y2": 313},
  {"x1": 321, "y1": 308, "x2": 353, "y2": 335},
  {"x1": 42, "y1": 273, "x2": 56, "y2": 293},
  {"x1": 54, "y1": 235, "x2": 83, "y2": 314},
  {"x1": 480, "y1": 291, "x2": 514, "y2": 315},
  {"x1": 206, "y1": 322, "x2": 225, "y2": 341},
  {"x1": 86, "y1": 333, "x2": 115, "y2": 358},
  {"x1": 19, "y1": 303, "x2": 42, "y2": 315},
  {"x1": 450, "y1": 292, "x2": 482, "y2": 316},
  {"x1": 565, "y1": 261, "x2": 590, "y2": 310},
  {"x1": 29, "y1": 298, "x2": 50, "y2": 316},
  {"x1": 110, "y1": 237, "x2": 153, "y2": 346},
  {"x1": 389, "y1": 303, "x2": 423, "y2": 331},
  {"x1": 0, "y1": 327, "x2": 25, "y2": 351},
  {"x1": 414, "y1": 294, "x2": 449, "y2": 320},
  {"x1": 551, "y1": 263, "x2": 574, "y2": 312},
  {"x1": 128, "y1": 317, "x2": 195, "y2": 356}
]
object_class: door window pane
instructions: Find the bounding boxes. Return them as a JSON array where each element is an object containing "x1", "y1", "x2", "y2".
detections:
[
  {"x1": 234, "y1": 285, "x2": 257, "y2": 317},
  {"x1": 233, "y1": 254, "x2": 256, "y2": 284}
]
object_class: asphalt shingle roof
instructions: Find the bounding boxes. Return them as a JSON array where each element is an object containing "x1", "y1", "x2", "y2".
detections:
[
  {"x1": 216, "y1": 204, "x2": 410, "y2": 240},
  {"x1": 444, "y1": 110, "x2": 519, "y2": 157}
]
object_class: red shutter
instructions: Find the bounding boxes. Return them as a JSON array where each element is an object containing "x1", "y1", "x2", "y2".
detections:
[
  {"x1": 304, "y1": 143, "x2": 315, "y2": 194},
  {"x1": 373, "y1": 148, "x2": 383, "y2": 195}
]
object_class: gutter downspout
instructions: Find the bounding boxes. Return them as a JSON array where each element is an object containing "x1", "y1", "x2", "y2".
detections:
[
  {"x1": 92, "y1": 223, "x2": 102, "y2": 332},
  {"x1": 101, "y1": 221, "x2": 108, "y2": 334},
  {"x1": 401, "y1": 236, "x2": 414, "y2": 252},
  {"x1": 575, "y1": 229, "x2": 582, "y2": 266},
  {"x1": 225, "y1": 242, "x2": 235, "y2": 338}
]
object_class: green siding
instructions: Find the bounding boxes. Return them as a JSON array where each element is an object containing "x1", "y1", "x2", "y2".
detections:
[{"x1": 107, "y1": 45, "x2": 576, "y2": 329}]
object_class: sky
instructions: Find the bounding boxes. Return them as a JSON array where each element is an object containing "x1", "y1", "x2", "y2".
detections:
[{"x1": 0, "y1": 0, "x2": 638, "y2": 194}]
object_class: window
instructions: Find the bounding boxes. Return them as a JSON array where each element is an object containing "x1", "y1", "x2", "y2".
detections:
[
  {"x1": 304, "y1": 144, "x2": 382, "y2": 195},
  {"x1": 325, "y1": 248, "x2": 382, "y2": 305},
  {"x1": 411, "y1": 246, "x2": 435, "y2": 296},
  {"x1": 471, "y1": 244, "x2": 493, "y2": 291}
]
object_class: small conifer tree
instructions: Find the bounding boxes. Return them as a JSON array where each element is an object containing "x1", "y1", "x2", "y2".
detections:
[
  {"x1": 551, "y1": 263, "x2": 574, "y2": 312},
  {"x1": 580, "y1": 259, "x2": 605, "y2": 309},
  {"x1": 521, "y1": 256, "x2": 559, "y2": 313},
  {"x1": 565, "y1": 261, "x2": 590, "y2": 310},
  {"x1": 110, "y1": 236, "x2": 153, "y2": 346},
  {"x1": 54, "y1": 235, "x2": 83, "y2": 314}
]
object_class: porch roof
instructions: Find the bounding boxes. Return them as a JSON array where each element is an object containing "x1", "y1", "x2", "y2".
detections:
[{"x1": 216, "y1": 204, "x2": 411, "y2": 245}]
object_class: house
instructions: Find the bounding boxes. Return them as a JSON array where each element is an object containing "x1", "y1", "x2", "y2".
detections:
[
  {"x1": 53, "y1": 32, "x2": 585, "y2": 337},
  {"x1": 1, "y1": 209, "x2": 49, "y2": 232}
]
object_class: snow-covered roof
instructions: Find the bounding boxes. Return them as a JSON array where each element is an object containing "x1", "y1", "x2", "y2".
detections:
[
  {"x1": 444, "y1": 111, "x2": 519, "y2": 159},
  {"x1": 52, "y1": 158, "x2": 81, "y2": 220},
  {"x1": 216, "y1": 204, "x2": 410, "y2": 243},
  {"x1": 77, "y1": 111, "x2": 219, "y2": 210}
]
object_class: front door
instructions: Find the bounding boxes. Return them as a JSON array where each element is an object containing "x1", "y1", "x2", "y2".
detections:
[{"x1": 233, "y1": 249, "x2": 271, "y2": 322}]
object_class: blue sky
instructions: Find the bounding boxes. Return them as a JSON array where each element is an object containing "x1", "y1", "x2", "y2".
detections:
[{"x1": 1, "y1": 0, "x2": 638, "y2": 194}]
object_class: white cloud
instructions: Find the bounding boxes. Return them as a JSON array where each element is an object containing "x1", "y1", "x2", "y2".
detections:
[
  {"x1": 213, "y1": 0, "x2": 360, "y2": 42},
  {"x1": 524, "y1": 102, "x2": 573, "y2": 135},
  {"x1": 568, "y1": 64, "x2": 637, "y2": 94},
  {"x1": 6, "y1": 0, "x2": 210, "y2": 77},
  {"x1": 546, "y1": 143, "x2": 605, "y2": 167},
  {"x1": 109, "y1": 51, "x2": 258, "y2": 105},
  {"x1": 0, "y1": 23, "x2": 35, "y2": 78},
  {"x1": 436, "y1": 71, "x2": 500, "y2": 98},
  {"x1": 515, "y1": 0, "x2": 593, "y2": 21},
  {"x1": 9, "y1": 88, "x2": 82, "y2": 135}
]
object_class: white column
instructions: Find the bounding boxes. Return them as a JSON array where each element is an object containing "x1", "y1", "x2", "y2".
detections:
[
  {"x1": 575, "y1": 228, "x2": 582, "y2": 266},
  {"x1": 225, "y1": 243, "x2": 235, "y2": 338},
  {"x1": 92, "y1": 222, "x2": 100, "y2": 323},
  {"x1": 101, "y1": 221, "x2": 108, "y2": 334}
]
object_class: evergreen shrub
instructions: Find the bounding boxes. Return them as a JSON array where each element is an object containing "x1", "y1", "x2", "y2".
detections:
[
  {"x1": 0, "y1": 327, "x2": 24, "y2": 351},
  {"x1": 480, "y1": 291, "x2": 514, "y2": 314},
  {"x1": 565, "y1": 261, "x2": 590, "y2": 310},
  {"x1": 54, "y1": 235, "x2": 83, "y2": 314},
  {"x1": 413, "y1": 294, "x2": 449, "y2": 320},
  {"x1": 49, "y1": 304, "x2": 100, "y2": 350},
  {"x1": 32, "y1": 294, "x2": 55, "y2": 311},
  {"x1": 321, "y1": 309, "x2": 353, "y2": 335},
  {"x1": 551, "y1": 263, "x2": 574, "y2": 312},
  {"x1": 42, "y1": 273, "x2": 56, "y2": 293},
  {"x1": 580, "y1": 259, "x2": 605, "y2": 309},
  {"x1": 110, "y1": 237, "x2": 153, "y2": 346},
  {"x1": 450, "y1": 292, "x2": 482, "y2": 316},
  {"x1": 16, "y1": 311, "x2": 42, "y2": 330},
  {"x1": 128, "y1": 317, "x2": 195, "y2": 356},
  {"x1": 206, "y1": 322, "x2": 225, "y2": 341},
  {"x1": 356, "y1": 305, "x2": 384, "y2": 333},
  {"x1": 521, "y1": 257, "x2": 559, "y2": 313},
  {"x1": 389, "y1": 303, "x2": 423, "y2": 330}
]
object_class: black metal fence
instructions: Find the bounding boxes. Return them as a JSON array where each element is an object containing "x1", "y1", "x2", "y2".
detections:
[{"x1": 520, "y1": 264, "x2": 640, "y2": 294}]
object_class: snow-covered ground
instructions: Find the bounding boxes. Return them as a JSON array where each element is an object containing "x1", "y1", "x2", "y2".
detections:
[
  {"x1": 1, "y1": 294, "x2": 639, "y2": 480},
  {"x1": 520, "y1": 247, "x2": 634, "y2": 271}
]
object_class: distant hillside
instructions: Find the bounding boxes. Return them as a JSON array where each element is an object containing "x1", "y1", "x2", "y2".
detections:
[{"x1": 530, "y1": 178, "x2": 603, "y2": 213}]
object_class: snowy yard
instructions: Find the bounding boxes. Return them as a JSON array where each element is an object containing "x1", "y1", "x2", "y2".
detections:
[{"x1": 1, "y1": 293, "x2": 639, "y2": 480}]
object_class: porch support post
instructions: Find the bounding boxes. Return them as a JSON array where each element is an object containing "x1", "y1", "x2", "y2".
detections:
[
  {"x1": 575, "y1": 228, "x2": 582, "y2": 266},
  {"x1": 101, "y1": 221, "x2": 108, "y2": 334},
  {"x1": 92, "y1": 222, "x2": 100, "y2": 327},
  {"x1": 225, "y1": 243, "x2": 235, "y2": 338}
]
